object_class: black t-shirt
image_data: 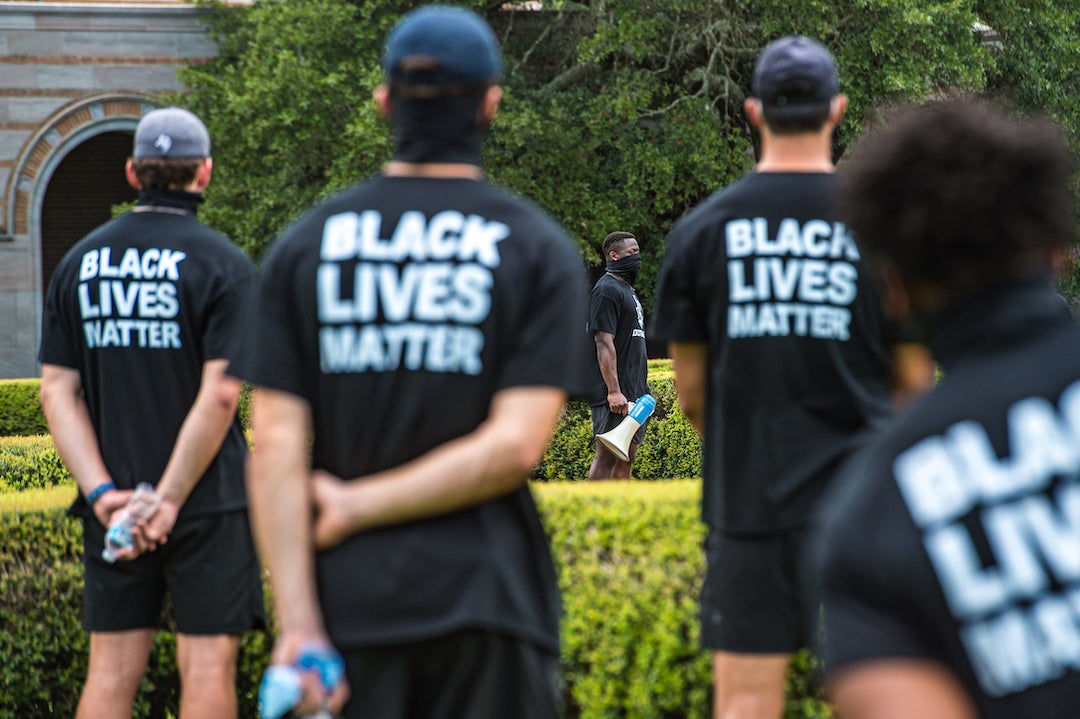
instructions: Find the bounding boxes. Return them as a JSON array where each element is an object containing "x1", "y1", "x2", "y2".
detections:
[
  {"x1": 587, "y1": 273, "x2": 649, "y2": 405},
  {"x1": 651, "y1": 172, "x2": 894, "y2": 533},
  {"x1": 818, "y1": 279, "x2": 1080, "y2": 717},
  {"x1": 234, "y1": 175, "x2": 591, "y2": 654},
  {"x1": 39, "y1": 198, "x2": 255, "y2": 519}
]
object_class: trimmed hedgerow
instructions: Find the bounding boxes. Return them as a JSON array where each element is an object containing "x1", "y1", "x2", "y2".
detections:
[
  {"x1": 0, "y1": 435, "x2": 71, "y2": 491},
  {"x1": 535, "y1": 360, "x2": 703, "y2": 481},
  {"x1": 0, "y1": 379, "x2": 48, "y2": 437},
  {"x1": 1, "y1": 483, "x2": 830, "y2": 719}
]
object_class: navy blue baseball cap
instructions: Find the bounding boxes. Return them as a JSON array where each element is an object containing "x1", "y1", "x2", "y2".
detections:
[
  {"x1": 383, "y1": 5, "x2": 503, "y2": 87},
  {"x1": 752, "y1": 36, "x2": 839, "y2": 107}
]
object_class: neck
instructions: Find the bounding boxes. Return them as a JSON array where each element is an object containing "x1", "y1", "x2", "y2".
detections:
[
  {"x1": 383, "y1": 161, "x2": 484, "y2": 180},
  {"x1": 605, "y1": 270, "x2": 628, "y2": 284},
  {"x1": 755, "y1": 131, "x2": 834, "y2": 172}
]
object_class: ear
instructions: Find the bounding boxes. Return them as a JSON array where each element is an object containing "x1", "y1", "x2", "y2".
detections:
[
  {"x1": 830, "y1": 94, "x2": 849, "y2": 126},
  {"x1": 744, "y1": 98, "x2": 764, "y2": 129},
  {"x1": 125, "y1": 159, "x2": 140, "y2": 191},
  {"x1": 481, "y1": 85, "x2": 503, "y2": 122},
  {"x1": 191, "y1": 157, "x2": 213, "y2": 191},
  {"x1": 374, "y1": 84, "x2": 392, "y2": 118}
]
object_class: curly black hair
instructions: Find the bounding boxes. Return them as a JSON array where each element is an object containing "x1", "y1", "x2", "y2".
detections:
[{"x1": 840, "y1": 98, "x2": 1076, "y2": 295}]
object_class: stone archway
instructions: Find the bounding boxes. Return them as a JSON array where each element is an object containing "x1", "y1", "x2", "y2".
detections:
[{"x1": 1, "y1": 94, "x2": 154, "y2": 377}]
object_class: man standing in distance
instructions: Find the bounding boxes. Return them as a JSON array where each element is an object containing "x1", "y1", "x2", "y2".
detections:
[
  {"x1": 588, "y1": 231, "x2": 650, "y2": 479},
  {"x1": 237, "y1": 6, "x2": 589, "y2": 718},
  {"x1": 818, "y1": 98, "x2": 1080, "y2": 719},
  {"x1": 39, "y1": 107, "x2": 264, "y2": 719},
  {"x1": 651, "y1": 37, "x2": 898, "y2": 718}
]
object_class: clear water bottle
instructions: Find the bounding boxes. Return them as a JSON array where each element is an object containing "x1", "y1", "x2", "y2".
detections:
[{"x1": 101, "y1": 483, "x2": 161, "y2": 563}]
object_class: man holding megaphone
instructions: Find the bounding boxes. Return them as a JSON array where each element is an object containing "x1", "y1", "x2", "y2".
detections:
[{"x1": 587, "y1": 231, "x2": 652, "y2": 480}]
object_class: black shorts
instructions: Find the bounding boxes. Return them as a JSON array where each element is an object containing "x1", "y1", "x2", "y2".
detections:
[
  {"x1": 590, "y1": 401, "x2": 649, "y2": 446},
  {"x1": 699, "y1": 527, "x2": 816, "y2": 653},
  {"x1": 340, "y1": 630, "x2": 562, "y2": 719},
  {"x1": 82, "y1": 510, "x2": 266, "y2": 635}
]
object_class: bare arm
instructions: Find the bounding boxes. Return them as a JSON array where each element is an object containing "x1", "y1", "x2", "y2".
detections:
[
  {"x1": 312, "y1": 385, "x2": 568, "y2": 548},
  {"x1": 594, "y1": 331, "x2": 627, "y2": 414},
  {"x1": 670, "y1": 342, "x2": 707, "y2": 436},
  {"x1": 135, "y1": 359, "x2": 242, "y2": 545},
  {"x1": 156, "y1": 358, "x2": 242, "y2": 506},
  {"x1": 247, "y1": 387, "x2": 324, "y2": 637},
  {"x1": 40, "y1": 364, "x2": 129, "y2": 525},
  {"x1": 247, "y1": 387, "x2": 347, "y2": 714},
  {"x1": 829, "y1": 660, "x2": 977, "y2": 719}
]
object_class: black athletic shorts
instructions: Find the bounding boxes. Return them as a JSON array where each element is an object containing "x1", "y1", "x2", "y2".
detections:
[
  {"x1": 340, "y1": 629, "x2": 562, "y2": 719},
  {"x1": 82, "y1": 509, "x2": 266, "y2": 635},
  {"x1": 699, "y1": 527, "x2": 816, "y2": 653},
  {"x1": 590, "y1": 401, "x2": 649, "y2": 446}
]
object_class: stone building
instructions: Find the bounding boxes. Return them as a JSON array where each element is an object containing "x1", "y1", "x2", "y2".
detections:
[{"x1": 0, "y1": 1, "x2": 243, "y2": 378}]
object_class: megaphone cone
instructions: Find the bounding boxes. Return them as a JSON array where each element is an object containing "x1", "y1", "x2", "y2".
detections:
[{"x1": 596, "y1": 394, "x2": 656, "y2": 462}]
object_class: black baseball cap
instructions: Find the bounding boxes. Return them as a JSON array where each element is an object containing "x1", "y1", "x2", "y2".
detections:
[
  {"x1": 383, "y1": 5, "x2": 503, "y2": 87},
  {"x1": 752, "y1": 36, "x2": 839, "y2": 107},
  {"x1": 132, "y1": 107, "x2": 210, "y2": 159}
]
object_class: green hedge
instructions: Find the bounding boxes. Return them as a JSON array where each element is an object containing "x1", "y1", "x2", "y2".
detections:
[
  {"x1": 0, "y1": 380, "x2": 48, "y2": 437},
  {"x1": 2, "y1": 362, "x2": 702, "y2": 481},
  {"x1": 1, "y1": 482, "x2": 830, "y2": 719},
  {"x1": 536, "y1": 360, "x2": 703, "y2": 480},
  {"x1": 0, "y1": 436, "x2": 71, "y2": 492}
]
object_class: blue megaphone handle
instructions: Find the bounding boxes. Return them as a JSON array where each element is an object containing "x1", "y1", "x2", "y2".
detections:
[{"x1": 628, "y1": 393, "x2": 656, "y2": 424}]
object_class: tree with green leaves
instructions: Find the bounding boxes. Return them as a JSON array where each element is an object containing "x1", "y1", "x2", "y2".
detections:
[{"x1": 181, "y1": 0, "x2": 1079, "y2": 309}]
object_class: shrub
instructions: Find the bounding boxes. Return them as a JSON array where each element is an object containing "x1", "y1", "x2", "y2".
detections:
[
  {"x1": 534, "y1": 361, "x2": 703, "y2": 481},
  {"x1": 1, "y1": 483, "x2": 831, "y2": 718},
  {"x1": 0, "y1": 490, "x2": 268, "y2": 718},
  {"x1": 0, "y1": 379, "x2": 48, "y2": 436},
  {"x1": 0, "y1": 435, "x2": 71, "y2": 491}
]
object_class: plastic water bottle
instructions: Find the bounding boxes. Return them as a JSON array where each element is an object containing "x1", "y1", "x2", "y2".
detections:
[
  {"x1": 258, "y1": 643, "x2": 345, "y2": 719},
  {"x1": 101, "y1": 483, "x2": 161, "y2": 563}
]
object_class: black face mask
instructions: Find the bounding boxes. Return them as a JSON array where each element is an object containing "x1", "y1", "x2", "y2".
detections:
[
  {"x1": 607, "y1": 253, "x2": 642, "y2": 285},
  {"x1": 391, "y1": 94, "x2": 488, "y2": 166}
]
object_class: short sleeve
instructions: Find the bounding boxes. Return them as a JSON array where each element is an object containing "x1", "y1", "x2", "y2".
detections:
[
  {"x1": 650, "y1": 223, "x2": 708, "y2": 344},
  {"x1": 496, "y1": 231, "x2": 591, "y2": 396},
  {"x1": 39, "y1": 260, "x2": 79, "y2": 369},
  {"x1": 203, "y1": 253, "x2": 257, "y2": 364},
  {"x1": 230, "y1": 237, "x2": 310, "y2": 399},
  {"x1": 589, "y1": 283, "x2": 619, "y2": 336}
]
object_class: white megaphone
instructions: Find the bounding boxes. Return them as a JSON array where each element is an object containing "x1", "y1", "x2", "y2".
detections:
[{"x1": 596, "y1": 393, "x2": 657, "y2": 462}]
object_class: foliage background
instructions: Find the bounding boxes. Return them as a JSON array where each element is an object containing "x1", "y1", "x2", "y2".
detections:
[{"x1": 181, "y1": 0, "x2": 1080, "y2": 310}]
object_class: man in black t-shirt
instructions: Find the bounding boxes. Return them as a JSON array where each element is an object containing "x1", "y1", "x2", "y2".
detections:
[
  {"x1": 236, "y1": 7, "x2": 589, "y2": 718},
  {"x1": 39, "y1": 107, "x2": 263, "y2": 719},
  {"x1": 817, "y1": 99, "x2": 1080, "y2": 719},
  {"x1": 587, "y1": 230, "x2": 651, "y2": 480},
  {"x1": 651, "y1": 37, "x2": 902, "y2": 718}
]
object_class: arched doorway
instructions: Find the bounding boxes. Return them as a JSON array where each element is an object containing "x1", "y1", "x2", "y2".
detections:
[{"x1": 39, "y1": 131, "x2": 137, "y2": 293}]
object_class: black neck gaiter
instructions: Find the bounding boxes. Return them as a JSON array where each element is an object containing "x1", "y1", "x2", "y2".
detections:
[
  {"x1": 391, "y1": 94, "x2": 487, "y2": 166},
  {"x1": 607, "y1": 253, "x2": 642, "y2": 285},
  {"x1": 136, "y1": 188, "x2": 202, "y2": 215}
]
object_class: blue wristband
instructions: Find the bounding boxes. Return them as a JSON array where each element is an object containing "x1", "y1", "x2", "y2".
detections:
[{"x1": 86, "y1": 482, "x2": 116, "y2": 507}]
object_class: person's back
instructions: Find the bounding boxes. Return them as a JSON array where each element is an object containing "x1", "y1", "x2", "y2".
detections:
[
  {"x1": 239, "y1": 7, "x2": 589, "y2": 718},
  {"x1": 45, "y1": 206, "x2": 251, "y2": 515},
  {"x1": 818, "y1": 98, "x2": 1080, "y2": 719},
  {"x1": 651, "y1": 36, "x2": 897, "y2": 719},
  {"x1": 39, "y1": 106, "x2": 263, "y2": 719},
  {"x1": 255, "y1": 173, "x2": 582, "y2": 647}
]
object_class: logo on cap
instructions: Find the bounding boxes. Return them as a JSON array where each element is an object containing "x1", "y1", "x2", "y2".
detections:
[{"x1": 154, "y1": 135, "x2": 173, "y2": 154}]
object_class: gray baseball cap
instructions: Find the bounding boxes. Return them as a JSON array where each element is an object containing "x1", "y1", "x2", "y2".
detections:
[{"x1": 132, "y1": 107, "x2": 210, "y2": 159}]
